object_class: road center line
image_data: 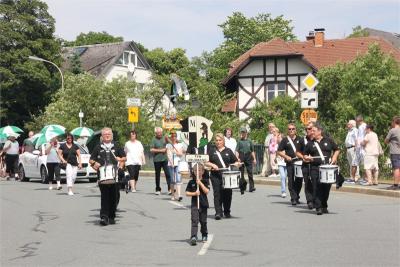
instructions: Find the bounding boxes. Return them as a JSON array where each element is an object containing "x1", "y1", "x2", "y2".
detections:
[
  {"x1": 198, "y1": 234, "x2": 214, "y2": 256},
  {"x1": 168, "y1": 201, "x2": 188, "y2": 209}
]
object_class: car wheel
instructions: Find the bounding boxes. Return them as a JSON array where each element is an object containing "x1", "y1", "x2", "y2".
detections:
[
  {"x1": 19, "y1": 165, "x2": 29, "y2": 182},
  {"x1": 40, "y1": 166, "x2": 48, "y2": 184},
  {"x1": 89, "y1": 178, "x2": 97, "y2": 183}
]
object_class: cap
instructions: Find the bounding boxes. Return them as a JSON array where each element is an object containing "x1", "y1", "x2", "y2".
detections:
[{"x1": 240, "y1": 127, "x2": 247, "y2": 133}]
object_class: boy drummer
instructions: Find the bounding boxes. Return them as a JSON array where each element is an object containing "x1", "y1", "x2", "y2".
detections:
[{"x1": 186, "y1": 163, "x2": 210, "y2": 246}]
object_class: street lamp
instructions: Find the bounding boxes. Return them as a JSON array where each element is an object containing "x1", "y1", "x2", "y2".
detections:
[
  {"x1": 79, "y1": 110, "x2": 84, "y2": 127},
  {"x1": 28, "y1": 56, "x2": 64, "y2": 90}
]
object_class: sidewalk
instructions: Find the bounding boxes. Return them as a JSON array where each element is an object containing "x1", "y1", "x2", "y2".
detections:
[{"x1": 139, "y1": 171, "x2": 400, "y2": 198}]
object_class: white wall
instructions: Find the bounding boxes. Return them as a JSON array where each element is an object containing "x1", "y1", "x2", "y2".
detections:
[{"x1": 105, "y1": 65, "x2": 152, "y2": 84}]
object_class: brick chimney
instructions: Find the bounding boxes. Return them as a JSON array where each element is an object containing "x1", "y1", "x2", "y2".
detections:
[{"x1": 314, "y1": 28, "x2": 325, "y2": 47}]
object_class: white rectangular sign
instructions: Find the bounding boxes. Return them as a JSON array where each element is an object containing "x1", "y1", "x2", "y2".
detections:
[
  {"x1": 186, "y1": 154, "x2": 209, "y2": 163},
  {"x1": 301, "y1": 91, "x2": 318, "y2": 109},
  {"x1": 126, "y1": 98, "x2": 141, "y2": 107}
]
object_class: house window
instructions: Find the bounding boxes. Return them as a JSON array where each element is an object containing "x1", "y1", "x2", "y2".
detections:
[
  {"x1": 266, "y1": 82, "x2": 286, "y2": 101},
  {"x1": 117, "y1": 51, "x2": 137, "y2": 67}
]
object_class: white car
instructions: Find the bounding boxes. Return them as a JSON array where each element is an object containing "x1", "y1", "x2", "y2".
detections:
[{"x1": 18, "y1": 142, "x2": 98, "y2": 183}]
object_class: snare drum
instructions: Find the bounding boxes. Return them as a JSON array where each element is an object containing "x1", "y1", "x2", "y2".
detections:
[
  {"x1": 222, "y1": 171, "x2": 240, "y2": 189},
  {"x1": 99, "y1": 165, "x2": 116, "y2": 181},
  {"x1": 319, "y1": 165, "x2": 338, "y2": 184},
  {"x1": 294, "y1": 161, "x2": 303, "y2": 178}
]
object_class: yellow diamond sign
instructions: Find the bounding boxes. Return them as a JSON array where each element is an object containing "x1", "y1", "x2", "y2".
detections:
[{"x1": 302, "y1": 73, "x2": 319, "y2": 90}]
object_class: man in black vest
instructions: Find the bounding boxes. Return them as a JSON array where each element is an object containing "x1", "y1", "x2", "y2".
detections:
[
  {"x1": 277, "y1": 123, "x2": 302, "y2": 205},
  {"x1": 90, "y1": 127, "x2": 126, "y2": 226}
]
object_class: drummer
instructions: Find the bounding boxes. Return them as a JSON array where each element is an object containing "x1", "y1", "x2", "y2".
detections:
[
  {"x1": 302, "y1": 123, "x2": 340, "y2": 215},
  {"x1": 89, "y1": 127, "x2": 126, "y2": 226},
  {"x1": 205, "y1": 133, "x2": 240, "y2": 220},
  {"x1": 277, "y1": 123, "x2": 302, "y2": 206},
  {"x1": 296, "y1": 121, "x2": 315, "y2": 209}
]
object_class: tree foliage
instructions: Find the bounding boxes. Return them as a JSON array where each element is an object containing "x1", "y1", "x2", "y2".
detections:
[
  {"x1": 64, "y1": 31, "x2": 123, "y2": 46},
  {"x1": 68, "y1": 52, "x2": 83, "y2": 74},
  {"x1": 347, "y1": 25, "x2": 369, "y2": 38},
  {"x1": 0, "y1": 0, "x2": 61, "y2": 127}
]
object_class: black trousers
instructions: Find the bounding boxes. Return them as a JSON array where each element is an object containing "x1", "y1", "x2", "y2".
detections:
[
  {"x1": 302, "y1": 164, "x2": 314, "y2": 204},
  {"x1": 239, "y1": 159, "x2": 254, "y2": 190},
  {"x1": 287, "y1": 164, "x2": 303, "y2": 201},
  {"x1": 210, "y1": 173, "x2": 232, "y2": 216},
  {"x1": 310, "y1": 166, "x2": 331, "y2": 209},
  {"x1": 191, "y1": 206, "x2": 208, "y2": 237},
  {"x1": 5, "y1": 154, "x2": 18, "y2": 174},
  {"x1": 154, "y1": 161, "x2": 171, "y2": 192},
  {"x1": 46, "y1": 163, "x2": 61, "y2": 182},
  {"x1": 99, "y1": 183, "x2": 117, "y2": 220}
]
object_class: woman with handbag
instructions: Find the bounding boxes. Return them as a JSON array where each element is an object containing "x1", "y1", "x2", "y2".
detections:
[
  {"x1": 58, "y1": 133, "x2": 82, "y2": 196},
  {"x1": 45, "y1": 137, "x2": 62, "y2": 190}
]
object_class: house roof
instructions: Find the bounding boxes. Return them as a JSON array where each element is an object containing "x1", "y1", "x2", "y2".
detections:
[
  {"x1": 365, "y1": 27, "x2": 400, "y2": 49},
  {"x1": 223, "y1": 36, "x2": 400, "y2": 85},
  {"x1": 221, "y1": 98, "x2": 237, "y2": 113},
  {"x1": 62, "y1": 41, "x2": 151, "y2": 77}
]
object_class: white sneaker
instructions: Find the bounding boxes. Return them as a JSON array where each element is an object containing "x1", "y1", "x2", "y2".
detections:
[
  {"x1": 48, "y1": 186, "x2": 53, "y2": 190},
  {"x1": 281, "y1": 192, "x2": 287, "y2": 198},
  {"x1": 68, "y1": 191, "x2": 74, "y2": 196},
  {"x1": 131, "y1": 189, "x2": 136, "y2": 193},
  {"x1": 155, "y1": 191, "x2": 160, "y2": 195}
]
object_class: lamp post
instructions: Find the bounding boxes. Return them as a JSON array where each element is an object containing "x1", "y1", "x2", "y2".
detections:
[
  {"x1": 79, "y1": 110, "x2": 84, "y2": 127},
  {"x1": 28, "y1": 56, "x2": 64, "y2": 90}
]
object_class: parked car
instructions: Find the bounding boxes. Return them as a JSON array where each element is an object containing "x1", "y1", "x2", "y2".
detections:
[{"x1": 18, "y1": 142, "x2": 98, "y2": 183}]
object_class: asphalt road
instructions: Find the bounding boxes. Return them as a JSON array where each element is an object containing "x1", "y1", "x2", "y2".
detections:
[{"x1": 1, "y1": 177, "x2": 399, "y2": 267}]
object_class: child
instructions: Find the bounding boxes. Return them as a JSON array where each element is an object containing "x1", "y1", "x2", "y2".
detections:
[{"x1": 185, "y1": 163, "x2": 209, "y2": 246}]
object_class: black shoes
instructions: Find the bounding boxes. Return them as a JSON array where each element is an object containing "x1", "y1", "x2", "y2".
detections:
[
  {"x1": 100, "y1": 217, "x2": 109, "y2": 226},
  {"x1": 215, "y1": 214, "x2": 222, "y2": 220},
  {"x1": 249, "y1": 188, "x2": 256, "y2": 192},
  {"x1": 224, "y1": 212, "x2": 231, "y2": 218},
  {"x1": 178, "y1": 197, "x2": 183, "y2": 202},
  {"x1": 202, "y1": 235, "x2": 208, "y2": 243},
  {"x1": 109, "y1": 218, "x2": 116, "y2": 224},
  {"x1": 291, "y1": 199, "x2": 297, "y2": 206},
  {"x1": 190, "y1": 236, "x2": 197, "y2": 246},
  {"x1": 322, "y1": 208, "x2": 329, "y2": 214},
  {"x1": 307, "y1": 202, "x2": 314, "y2": 210},
  {"x1": 296, "y1": 199, "x2": 301, "y2": 204},
  {"x1": 316, "y1": 208, "x2": 322, "y2": 215}
]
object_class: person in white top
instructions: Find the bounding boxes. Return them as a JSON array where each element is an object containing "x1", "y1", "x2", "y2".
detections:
[
  {"x1": 166, "y1": 132, "x2": 185, "y2": 201},
  {"x1": 362, "y1": 125, "x2": 381, "y2": 186},
  {"x1": 345, "y1": 120, "x2": 359, "y2": 182},
  {"x1": 262, "y1": 123, "x2": 276, "y2": 177},
  {"x1": 224, "y1": 128, "x2": 237, "y2": 155},
  {"x1": 45, "y1": 137, "x2": 62, "y2": 190},
  {"x1": 3, "y1": 135, "x2": 20, "y2": 180},
  {"x1": 124, "y1": 130, "x2": 145, "y2": 193},
  {"x1": 356, "y1": 115, "x2": 367, "y2": 183}
]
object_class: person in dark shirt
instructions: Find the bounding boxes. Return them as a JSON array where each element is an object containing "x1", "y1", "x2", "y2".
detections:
[
  {"x1": 90, "y1": 127, "x2": 126, "y2": 226},
  {"x1": 303, "y1": 123, "x2": 340, "y2": 215},
  {"x1": 236, "y1": 127, "x2": 256, "y2": 193},
  {"x1": 296, "y1": 122, "x2": 315, "y2": 209},
  {"x1": 277, "y1": 123, "x2": 302, "y2": 205},
  {"x1": 206, "y1": 133, "x2": 240, "y2": 220},
  {"x1": 186, "y1": 163, "x2": 209, "y2": 246}
]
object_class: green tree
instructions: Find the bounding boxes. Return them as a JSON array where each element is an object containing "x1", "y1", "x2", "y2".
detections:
[
  {"x1": 64, "y1": 31, "x2": 123, "y2": 46},
  {"x1": 25, "y1": 74, "x2": 156, "y2": 144},
  {"x1": 347, "y1": 25, "x2": 369, "y2": 38},
  {"x1": 68, "y1": 52, "x2": 83, "y2": 74},
  {"x1": 194, "y1": 12, "x2": 297, "y2": 84},
  {"x1": 0, "y1": 0, "x2": 61, "y2": 127}
]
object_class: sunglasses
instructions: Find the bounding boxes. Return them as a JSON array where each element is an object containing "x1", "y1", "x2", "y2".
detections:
[
  {"x1": 306, "y1": 127, "x2": 312, "y2": 130},
  {"x1": 288, "y1": 128, "x2": 296, "y2": 131}
]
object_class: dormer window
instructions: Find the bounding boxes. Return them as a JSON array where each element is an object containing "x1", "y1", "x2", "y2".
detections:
[{"x1": 117, "y1": 51, "x2": 136, "y2": 66}]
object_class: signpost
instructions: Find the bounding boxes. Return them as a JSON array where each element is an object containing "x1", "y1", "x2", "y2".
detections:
[
  {"x1": 300, "y1": 109, "x2": 318, "y2": 125},
  {"x1": 301, "y1": 91, "x2": 318, "y2": 109},
  {"x1": 302, "y1": 73, "x2": 319, "y2": 91},
  {"x1": 300, "y1": 73, "x2": 319, "y2": 125},
  {"x1": 127, "y1": 98, "x2": 141, "y2": 129}
]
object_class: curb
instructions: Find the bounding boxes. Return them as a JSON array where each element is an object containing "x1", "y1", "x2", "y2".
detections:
[{"x1": 139, "y1": 171, "x2": 400, "y2": 199}]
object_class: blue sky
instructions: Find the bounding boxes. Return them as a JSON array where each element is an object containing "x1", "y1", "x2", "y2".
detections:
[{"x1": 44, "y1": 0, "x2": 399, "y2": 58}]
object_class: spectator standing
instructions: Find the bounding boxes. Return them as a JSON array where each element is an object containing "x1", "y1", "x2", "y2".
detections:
[
  {"x1": 361, "y1": 125, "x2": 381, "y2": 186},
  {"x1": 22, "y1": 131, "x2": 35, "y2": 153},
  {"x1": 124, "y1": 130, "x2": 145, "y2": 192},
  {"x1": 236, "y1": 127, "x2": 257, "y2": 193},
  {"x1": 58, "y1": 133, "x2": 82, "y2": 196},
  {"x1": 269, "y1": 127, "x2": 280, "y2": 175},
  {"x1": 3, "y1": 135, "x2": 20, "y2": 180},
  {"x1": 385, "y1": 116, "x2": 400, "y2": 190},
  {"x1": 45, "y1": 137, "x2": 62, "y2": 190},
  {"x1": 276, "y1": 132, "x2": 287, "y2": 198},
  {"x1": 224, "y1": 128, "x2": 237, "y2": 154},
  {"x1": 150, "y1": 127, "x2": 171, "y2": 195},
  {"x1": 262, "y1": 123, "x2": 276, "y2": 177},
  {"x1": 345, "y1": 120, "x2": 359, "y2": 183},
  {"x1": 166, "y1": 131, "x2": 185, "y2": 201},
  {"x1": 355, "y1": 115, "x2": 367, "y2": 183}
]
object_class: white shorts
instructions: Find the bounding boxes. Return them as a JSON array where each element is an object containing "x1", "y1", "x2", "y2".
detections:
[{"x1": 364, "y1": 155, "x2": 379, "y2": 170}]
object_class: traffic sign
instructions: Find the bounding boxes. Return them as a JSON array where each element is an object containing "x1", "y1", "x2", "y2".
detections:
[
  {"x1": 128, "y1": 107, "x2": 139, "y2": 123},
  {"x1": 186, "y1": 154, "x2": 209, "y2": 163},
  {"x1": 301, "y1": 91, "x2": 318, "y2": 109},
  {"x1": 127, "y1": 98, "x2": 141, "y2": 107},
  {"x1": 302, "y1": 73, "x2": 319, "y2": 90},
  {"x1": 300, "y1": 109, "x2": 318, "y2": 125}
]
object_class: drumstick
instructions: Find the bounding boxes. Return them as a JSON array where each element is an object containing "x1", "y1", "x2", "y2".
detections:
[{"x1": 196, "y1": 164, "x2": 200, "y2": 210}]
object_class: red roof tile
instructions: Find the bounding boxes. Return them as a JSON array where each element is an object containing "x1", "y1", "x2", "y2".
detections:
[{"x1": 221, "y1": 98, "x2": 237, "y2": 113}]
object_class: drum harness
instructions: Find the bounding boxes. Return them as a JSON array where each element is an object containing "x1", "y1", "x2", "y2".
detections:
[
  {"x1": 287, "y1": 137, "x2": 298, "y2": 163},
  {"x1": 100, "y1": 143, "x2": 118, "y2": 182}
]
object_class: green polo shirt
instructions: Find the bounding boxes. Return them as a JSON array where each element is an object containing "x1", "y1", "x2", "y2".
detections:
[
  {"x1": 151, "y1": 137, "x2": 168, "y2": 162},
  {"x1": 236, "y1": 138, "x2": 254, "y2": 154}
]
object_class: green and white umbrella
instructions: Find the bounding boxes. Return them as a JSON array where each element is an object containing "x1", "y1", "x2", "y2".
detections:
[
  {"x1": 0, "y1": 126, "x2": 23, "y2": 137},
  {"x1": 40, "y1": 124, "x2": 66, "y2": 135},
  {"x1": 35, "y1": 131, "x2": 63, "y2": 147},
  {"x1": 71, "y1": 127, "x2": 94, "y2": 137}
]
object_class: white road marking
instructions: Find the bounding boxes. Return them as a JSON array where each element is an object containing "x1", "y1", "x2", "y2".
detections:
[
  {"x1": 198, "y1": 234, "x2": 214, "y2": 256},
  {"x1": 168, "y1": 201, "x2": 188, "y2": 209}
]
